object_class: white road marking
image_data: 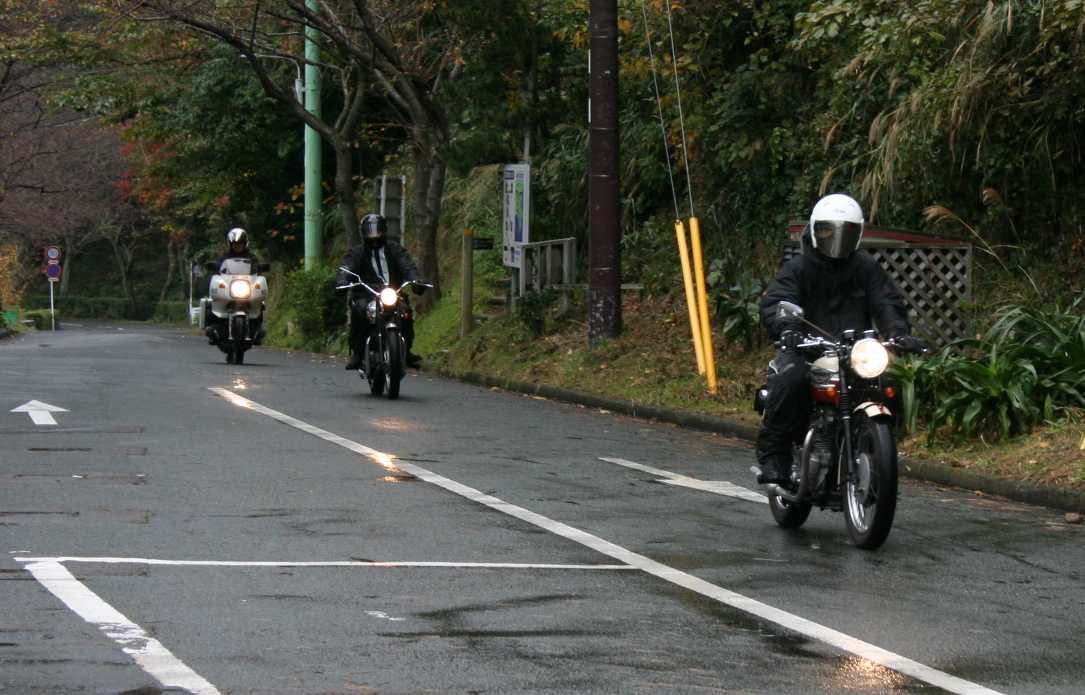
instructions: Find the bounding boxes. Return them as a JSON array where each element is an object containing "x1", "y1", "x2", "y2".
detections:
[
  {"x1": 366, "y1": 610, "x2": 406, "y2": 622},
  {"x1": 209, "y1": 388, "x2": 1005, "y2": 695},
  {"x1": 598, "y1": 456, "x2": 767, "y2": 504},
  {"x1": 11, "y1": 399, "x2": 68, "y2": 426},
  {"x1": 17, "y1": 557, "x2": 633, "y2": 571},
  {"x1": 21, "y1": 560, "x2": 220, "y2": 695}
]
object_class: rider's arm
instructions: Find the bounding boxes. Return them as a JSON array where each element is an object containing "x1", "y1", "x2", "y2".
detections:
[
  {"x1": 387, "y1": 242, "x2": 419, "y2": 283},
  {"x1": 759, "y1": 256, "x2": 805, "y2": 340},
  {"x1": 862, "y1": 256, "x2": 911, "y2": 337}
]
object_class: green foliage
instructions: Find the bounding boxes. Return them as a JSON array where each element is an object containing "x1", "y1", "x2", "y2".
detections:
[
  {"x1": 274, "y1": 265, "x2": 347, "y2": 349},
  {"x1": 707, "y1": 260, "x2": 765, "y2": 351},
  {"x1": 23, "y1": 310, "x2": 57, "y2": 330},
  {"x1": 516, "y1": 289, "x2": 558, "y2": 337},
  {"x1": 23, "y1": 295, "x2": 136, "y2": 319},
  {"x1": 150, "y1": 301, "x2": 191, "y2": 324},
  {"x1": 890, "y1": 297, "x2": 1085, "y2": 441}
]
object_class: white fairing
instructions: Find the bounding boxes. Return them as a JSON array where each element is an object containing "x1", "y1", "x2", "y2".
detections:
[
  {"x1": 208, "y1": 258, "x2": 267, "y2": 320},
  {"x1": 812, "y1": 354, "x2": 839, "y2": 372}
]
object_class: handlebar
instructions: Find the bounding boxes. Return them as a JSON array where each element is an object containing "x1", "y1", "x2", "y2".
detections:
[{"x1": 775, "y1": 333, "x2": 928, "y2": 355}]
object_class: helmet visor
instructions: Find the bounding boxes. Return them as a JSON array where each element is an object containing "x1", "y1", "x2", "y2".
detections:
[{"x1": 812, "y1": 220, "x2": 863, "y2": 258}]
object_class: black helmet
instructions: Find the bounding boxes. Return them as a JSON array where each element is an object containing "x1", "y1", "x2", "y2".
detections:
[
  {"x1": 226, "y1": 227, "x2": 249, "y2": 254},
  {"x1": 359, "y1": 213, "x2": 387, "y2": 247}
]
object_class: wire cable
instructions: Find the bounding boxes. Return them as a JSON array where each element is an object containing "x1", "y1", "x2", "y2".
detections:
[
  {"x1": 639, "y1": 0, "x2": 681, "y2": 221},
  {"x1": 663, "y1": 0, "x2": 695, "y2": 217}
]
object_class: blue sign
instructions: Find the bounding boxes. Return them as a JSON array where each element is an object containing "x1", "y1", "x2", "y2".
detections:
[{"x1": 46, "y1": 263, "x2": 61, "y2": 279}]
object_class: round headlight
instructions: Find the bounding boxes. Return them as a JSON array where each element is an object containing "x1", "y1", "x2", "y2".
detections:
[
  {"x1": 850, "y1": 338, "x2": 889, "y2": 379},
  {"x1": 229, "y1": 279, "x2": 252, "y2": 299},
  {"x1": 379, "y1": 287, "x2": 398, "y2": 308}
]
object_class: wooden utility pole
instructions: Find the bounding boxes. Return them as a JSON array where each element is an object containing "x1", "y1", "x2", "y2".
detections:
[{"x1": 588, "y1": 0, "x2": 621, "y2": 345}]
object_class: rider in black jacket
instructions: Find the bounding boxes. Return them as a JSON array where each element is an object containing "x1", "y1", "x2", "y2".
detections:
[
  {"x1": 755, "y1": 194, "x2": 923, "y2": 485},
  {"x1": 336, "y1": 213, "x2": 425, "y2": 370}
]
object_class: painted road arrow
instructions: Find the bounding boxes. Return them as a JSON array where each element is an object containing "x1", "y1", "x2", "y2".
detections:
[{"x1": 11, "y1": 400, "x2": 68, "y2": 426}]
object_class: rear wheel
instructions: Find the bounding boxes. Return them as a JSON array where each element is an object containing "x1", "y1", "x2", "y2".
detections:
[
  {"x1": 385, "y1": 329, "x2": 403, "y2": 400},
  {"x1": 844, "y1": 417, "x2": 898, "y2": 549}
]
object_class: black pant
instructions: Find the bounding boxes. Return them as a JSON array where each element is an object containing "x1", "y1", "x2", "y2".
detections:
[{"x1": 755, "y1": 350, "x2": 810, "y2": 466}]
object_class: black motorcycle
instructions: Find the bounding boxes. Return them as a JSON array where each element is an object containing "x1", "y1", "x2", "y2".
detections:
[
  {"x1": 337, "y1": 267, "x2": 431, "y2": 400},
  {"x1": 753, "y1": 301, "x2": 925, "y2": 549}
]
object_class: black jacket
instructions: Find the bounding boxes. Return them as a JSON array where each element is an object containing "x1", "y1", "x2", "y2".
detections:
[
  {"x1": 759, "y1": 243, "x2": 910, "y2": 341},
  {"x1": 337, "y1": 241, "x2": 419, "y2": 290}
]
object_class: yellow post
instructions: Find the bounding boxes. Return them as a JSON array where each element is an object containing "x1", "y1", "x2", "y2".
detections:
[
  {"x1": 674, "y1": 220, "x2": 705, "y2": 374},
  {"x1": 689, "y1": 217, "x2": 718, "y2": 394}
]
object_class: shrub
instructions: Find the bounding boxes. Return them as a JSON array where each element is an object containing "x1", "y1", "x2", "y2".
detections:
[
  {"x1": 23, "y1": 309, "x2": 57, "y2": 330},
  {"x1": 278, "y1": 264, "x2": 347, "y2": 346},
  {"x1": 891, "y1": 296, "x2": 1085, "y2": 441},
  {"x1": 151, "y1": 301, "x2": 191, "y2": 323},
  {"x1": 516, "y1": 288, "x2": 557, "y2": 337}
]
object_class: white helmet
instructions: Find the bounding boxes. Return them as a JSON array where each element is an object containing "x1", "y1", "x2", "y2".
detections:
[
  {"x1": 226, "y1": 227, "x2": 248, "y2": 253},
  {"x1": 809, "y1": 194, "x2": 864, "y2": 259}
]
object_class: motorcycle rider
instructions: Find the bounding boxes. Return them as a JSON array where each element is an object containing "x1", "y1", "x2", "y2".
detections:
[
  {"x1": 336, "y1": 213, "x2": 426, "y2": 371},
  {"x1": 205, "y1": 227, "x2": 265, "y2": 346},
  {"x1": 755, "y1": 193, "x2": 925, "y2": 485}
]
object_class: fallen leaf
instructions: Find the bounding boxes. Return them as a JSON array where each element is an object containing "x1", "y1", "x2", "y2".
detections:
[{"x1": 1066, "y1": 512, "x2": 1083, "y2": 524}]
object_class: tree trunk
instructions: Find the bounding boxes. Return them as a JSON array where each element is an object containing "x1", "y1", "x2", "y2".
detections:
[
  {"x1": 335, "y1": 139, "x2": 359, "y2": 252},
  {"x1": 158, "y1": 237, "x2": 175, "y2": 303},
  {"x1": 411, "y1": 132, "x2": 446, "y2": 310},
  {"x1": 109, "y1": 237, "x2": 135, "y2": 315}
]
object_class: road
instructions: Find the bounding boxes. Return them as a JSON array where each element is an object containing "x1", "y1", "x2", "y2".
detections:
[{"x1": 1, "y1": 321, "x2": 1082, "y2": 694}]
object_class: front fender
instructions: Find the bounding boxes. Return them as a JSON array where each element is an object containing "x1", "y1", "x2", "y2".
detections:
[{"x1": 854, "y1": 401, "x2": 892, "y2": 419}]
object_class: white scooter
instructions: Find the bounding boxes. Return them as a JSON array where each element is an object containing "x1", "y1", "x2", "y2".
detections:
[{"x1": 199, "y1": 258, "x2": 269, "y2": 365}]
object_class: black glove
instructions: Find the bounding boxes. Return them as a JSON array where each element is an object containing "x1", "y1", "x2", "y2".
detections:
[
  {"x1": 893, "y1": 335, "x2": 928, "y2": 354},
  {"x1": 411, "y1": 282, "x2": 427, "y2": 296},
  {"x1": 780, "y1": 330, "x2": 802, "y2": 350}
]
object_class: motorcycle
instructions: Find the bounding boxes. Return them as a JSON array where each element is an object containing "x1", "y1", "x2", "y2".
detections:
[
  {"x1": 336, "y1": 267, "x2": 432, "y2": 400},
  {"x1": 752, "y1": 301, "x2": 925, "y2": 549},
  {"x1": 199, "y1": 258, "x2": 269, "y2": 365}
]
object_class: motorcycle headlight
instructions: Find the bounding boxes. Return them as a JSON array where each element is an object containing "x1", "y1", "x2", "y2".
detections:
[
  {"x1": 850, "y1": 338, "x2": 889, "y2": 379},
  {"x1": 379, "y1": 287, "x2": 398, "y2": 308},
  {"x1": 229, "y1": 279, "x2": 252, "y2": 299}
]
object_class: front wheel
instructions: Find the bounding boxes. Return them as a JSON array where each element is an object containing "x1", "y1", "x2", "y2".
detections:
[
  {"x1": 844, "y1": 417, "x2": 898, "y2": 549},
  {"x1": 384, "y1": 328, "x2": 404, "y2": 400}
]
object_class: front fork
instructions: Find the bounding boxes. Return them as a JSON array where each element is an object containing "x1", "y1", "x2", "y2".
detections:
[{"x1": 836, "y1": 368, "x2": 857, "y2": 484}]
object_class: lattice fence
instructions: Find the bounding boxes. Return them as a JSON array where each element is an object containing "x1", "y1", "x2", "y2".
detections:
[{"x1": 784, "y1": 239, "x2": 973, "y2": 346}]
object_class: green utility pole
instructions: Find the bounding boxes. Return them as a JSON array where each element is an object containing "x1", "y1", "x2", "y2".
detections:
[{"x1": 303, "y1": 0, "x2": 323, "y2": 270}]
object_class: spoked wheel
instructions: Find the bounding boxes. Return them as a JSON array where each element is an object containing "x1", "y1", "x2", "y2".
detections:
[
  {"x1": 384, "y1": 329, "x2": 403, "y2": 400},
  {"x1": 844, "y1": 416, "x2": 898, "y2": 549}
]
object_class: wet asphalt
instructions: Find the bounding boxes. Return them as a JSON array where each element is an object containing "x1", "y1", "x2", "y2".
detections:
[{"x1": 0, "y1": 321, "x2": 1082, "y2": 694}]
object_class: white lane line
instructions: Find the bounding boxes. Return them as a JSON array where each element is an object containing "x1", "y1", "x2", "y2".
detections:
[
  {"x1": 16, "y1": 557, "x2": 632, "y2": 571},
  {"x1": 22, "y1": 560, "x2": 220, "y2": 695},
  {"x1": 209, "y1": 388, "x2": 1005, "y2": 695},
  {"x1": 599, "y1": 456, "x2": 767, "y2": 504}
]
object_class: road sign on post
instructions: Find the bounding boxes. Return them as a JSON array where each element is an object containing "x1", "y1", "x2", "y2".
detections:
[
  {"x1": 45, "y1": 263, "x2": 61, "y2": 281},
  {"x1": 502, "y1": 163, "x2": 530, "y2": 269},
  {"x1": 46, "y1": 245, "x2": 61, "y2": 261}
]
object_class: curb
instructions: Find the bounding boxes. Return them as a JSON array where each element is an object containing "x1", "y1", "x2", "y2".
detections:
[{"x1": 446, "y1": 369, "x2": 1085, "y2": 514}]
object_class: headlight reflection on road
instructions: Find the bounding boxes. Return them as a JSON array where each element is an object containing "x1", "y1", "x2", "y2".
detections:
[
  {"x1": 232, "y1": 378, "x2": 248, "y2": 390},
  {"x1": 371, "y1": 417, "x2": 416, "y2": 432},
  {"x1": 822, "y1": 656, "x2": 908, "y2": 691},
  {"x1": 368, "y1": 451, "x2": 401, "y2": 474}
]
